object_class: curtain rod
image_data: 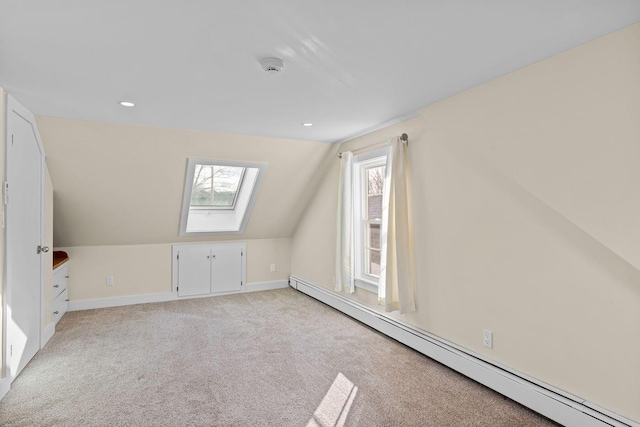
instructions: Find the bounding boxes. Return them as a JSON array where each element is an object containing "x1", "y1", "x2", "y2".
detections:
[{"x1": 338, "y1": 133, "x2": 408, "y2": 158}]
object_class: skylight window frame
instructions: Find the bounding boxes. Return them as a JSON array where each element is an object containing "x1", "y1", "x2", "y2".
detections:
[{"x1": 179, "y1": 158, "x2": 267, "y2": 236}]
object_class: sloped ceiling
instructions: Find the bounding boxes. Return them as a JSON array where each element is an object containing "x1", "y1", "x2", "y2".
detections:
[
  {"x1": 6, "y1": 2, "x2": 640, "y2": 247},
  {"x1": 1, "y1": 1, "x2": 639, "y2": 142},
  {"x1": 37, "y1": 116, "x2": 336, "y2": 247}
]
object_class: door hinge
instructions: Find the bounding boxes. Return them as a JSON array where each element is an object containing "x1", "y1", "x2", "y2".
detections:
[
  {"x1": 3, "y1": 181, "x2": 8, "y2": 205},
  {"x1": 241, "y1": 250, "x2": 243, "y2": 256},
  {"x1": 177, "y1": 253, "x2": 179, "y2": 260}
]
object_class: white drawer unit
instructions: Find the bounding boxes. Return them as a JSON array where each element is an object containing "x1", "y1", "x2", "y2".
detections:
[
  {"x1": 52, "y1": 262, "x2": 69, "y2": 324},
  {"x1": 53, "y1": 289, "x2": 68, "y2": 324}
]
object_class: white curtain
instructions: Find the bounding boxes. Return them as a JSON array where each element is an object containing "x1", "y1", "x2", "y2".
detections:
[
  {"x1": 379, "y1": 137, "x2": 416, "y2": 313},
  {"x1": 335, "y1": 151, "x2": 355, "y2": 293}
]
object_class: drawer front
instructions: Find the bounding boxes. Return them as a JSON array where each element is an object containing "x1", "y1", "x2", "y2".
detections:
[
  {"x1": 53, "y1": 289, "x2": 68, "y2": 325},
  {"x1": 53, "y1": 264, "x2": 68, "y2": 299}
]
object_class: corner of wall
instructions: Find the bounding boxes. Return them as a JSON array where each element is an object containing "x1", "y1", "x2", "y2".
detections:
[{"x1": 289, "y1": 143, "x2": 340, "y2": 239}]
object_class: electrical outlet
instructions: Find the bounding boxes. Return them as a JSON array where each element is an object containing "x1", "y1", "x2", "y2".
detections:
[
  {"x1": 270, "y1": 263, "x2": 276, "y2": 272},
  {"x1": 483, "y1": 329, "x2": 493, "y2": 349},
  {"x1": 106, "y1": 275, "x2": 114, "y2": 286}
]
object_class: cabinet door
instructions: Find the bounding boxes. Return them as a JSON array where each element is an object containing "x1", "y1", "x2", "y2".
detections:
[
  {"x1": 211, "y1": 246, "x2": 242, "y2": 293},
  {"x1": 178, "y1": 247, "x2": 211, "y2": 297}
]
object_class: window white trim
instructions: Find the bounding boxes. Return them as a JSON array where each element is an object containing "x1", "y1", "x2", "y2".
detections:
[
  {"x1": 179, "y1": 158, "x2": 267, "y2": 235},
  {"x1": 353, "y1": 148, "x2": 387, "y2": 293}
]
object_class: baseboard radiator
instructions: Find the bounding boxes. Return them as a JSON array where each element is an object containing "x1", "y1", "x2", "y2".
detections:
[{"x1": 289, "y1": 276, "x2": 637, "y2": 427}]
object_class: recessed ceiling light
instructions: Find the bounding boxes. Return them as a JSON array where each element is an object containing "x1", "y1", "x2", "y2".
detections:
[
  {"x1": 119, "y1": 101, "x2": 135, "y2": 107},
  {"x1": 301, "y1": 122, "x2": 313, "y2": 127}
]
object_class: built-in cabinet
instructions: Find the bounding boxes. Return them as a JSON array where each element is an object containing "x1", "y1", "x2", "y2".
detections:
[
  {"x1": 172, "y1": 243, "x2": 246, "y2": 297},
  {"x1": 52, "y1": 260, "x2": 69, "y2": 324}
]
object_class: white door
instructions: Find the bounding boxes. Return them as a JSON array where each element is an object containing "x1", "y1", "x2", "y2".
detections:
[
  {"x1": 211, "y1": 246, "x2": 242, "y2": 293},
  {"x1": 177, "y1": 247, "x2": 211, "y2": 297},
  {"x1": 5, "y1": 95, "x2": 45, "y2": 381}
]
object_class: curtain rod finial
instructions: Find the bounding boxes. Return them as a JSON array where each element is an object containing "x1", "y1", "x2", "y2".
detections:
[{"x1": 401, "y1": 133, "x2": 408, "y2": 143}]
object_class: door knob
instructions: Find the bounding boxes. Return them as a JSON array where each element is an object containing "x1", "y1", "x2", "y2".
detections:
[{"x1": 37, "y1": 245, "x2": 49, "y2": 254}]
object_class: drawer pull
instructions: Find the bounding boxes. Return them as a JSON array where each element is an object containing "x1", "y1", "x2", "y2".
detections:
[
  {"x1": 54, "y1": 311, "x2": 59, "y2": 315},
  {"x1": 54, "y1": 284, "x2": 59, "y2": 288},
  {"x1": 65, "y1": 299, "x2": 69, "y2": 302},
  {"x1": 65, "y1": 275, "x2": 70, "y2": 278}
]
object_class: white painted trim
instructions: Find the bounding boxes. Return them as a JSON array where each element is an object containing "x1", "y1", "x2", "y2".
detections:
[
  {"x1": 68, "y1": 292, "x2": 176, "y2": 311},
  {"x1": 243, "y1": 280, "x2": 288, "y2": 292},
  {"x1": 582, "y1": 402, "x2": 640, "y2": 427},
  {"x1": 68, "y1": 280, "x2": 289, "y2": 312},
  {"x1": 0, "y1": 377, "x2": 10, "y2": 402},
  {"x1": 40, "y1": 322, "x2": 55, "y2": 348},
  {"x1": 290, "y1": 275, "x2": 638, "y2": 427}
]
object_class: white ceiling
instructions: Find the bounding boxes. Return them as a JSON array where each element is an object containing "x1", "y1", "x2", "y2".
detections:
[{"x1": 1, "y1": 1, "x2": 639, "y2": 143}]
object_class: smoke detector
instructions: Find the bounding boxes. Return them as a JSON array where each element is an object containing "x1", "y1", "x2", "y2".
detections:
[{"x1": 259, "y1": 57, "x2": 285, "y2": 73}]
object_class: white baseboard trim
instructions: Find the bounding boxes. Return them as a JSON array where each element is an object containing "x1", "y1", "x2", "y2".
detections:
[
  {"x1": 68, "y1": 292, "x2": 176, "y2": 311},
  {"x1": 243, "y1": 280, "x2": 289, "y2": 292},
  {"x1": 40, "y1": 322, "x2": 55, "y2": 348},
  {"x1": 68, "y1": 280, "x2": 291, "y2": 311},
  {"x1": 0, "y1": 377, "x2": 10, "y2": 402},
  {"x1": 290, "y1": 275, "x2": 638, "y2": 427}
]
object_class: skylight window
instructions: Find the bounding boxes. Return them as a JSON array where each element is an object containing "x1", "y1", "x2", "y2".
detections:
[
  {"x1": 190, "y1": 165, "x2": 245, "y2": 209},
  {"x1": 179, "y1": 158, "x2": 267, "y2": 235}
]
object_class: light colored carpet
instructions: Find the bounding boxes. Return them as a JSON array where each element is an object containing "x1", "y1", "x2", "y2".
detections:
[{"x1": 0, "y1": 288, "x2": 558, "y2": 426}]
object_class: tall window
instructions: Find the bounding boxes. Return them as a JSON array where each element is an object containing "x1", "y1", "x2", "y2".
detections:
[
  {"x1": 353, "y1": 149, "x2": 387, "y2": 292},
  {"x1": 336, "y1": 136, "x2": 414, "y2": 310}
]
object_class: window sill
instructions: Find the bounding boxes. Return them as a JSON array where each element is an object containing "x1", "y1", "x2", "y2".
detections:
[{"x1": 355, "y1": 278, "x2": 378, "y2": 294}]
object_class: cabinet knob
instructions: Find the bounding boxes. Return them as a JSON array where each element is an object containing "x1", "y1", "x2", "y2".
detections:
[
  {"x1": 65, "y1": 299, "x2": 69, "y2": 302},
  {"x1": 53, "y1": 311, "x2": 59, "y2": 315},
  {"x1": 65, "y1": 275, "x2": 70, "y2": 279},
  {"x1": 54, "y1": 284, "x2": 59, "y2": 288}
]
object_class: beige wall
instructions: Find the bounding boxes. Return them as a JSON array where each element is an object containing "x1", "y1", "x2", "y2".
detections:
[
  {"x1": 291, "y1": 24, "x2": 640, "y2": 422},
  {"x1": 57, "y1": 238, "x2": 291, "y2": 301},
  {"x1": 38, "y1": 116, "x2": 310, "y2": 304},
  {"x1": 37, "y1": 116, "x2": 335, "y2": 247}
]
